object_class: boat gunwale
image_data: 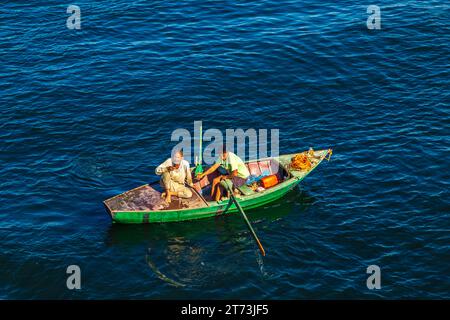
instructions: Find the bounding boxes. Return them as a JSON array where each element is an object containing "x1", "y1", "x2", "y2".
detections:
[
  {"x1": 106, "y1": 150, "x2": 329, "y2": 215},
  {"x1": 109, "y1": 177, "x2": 298, "y2": 214}
]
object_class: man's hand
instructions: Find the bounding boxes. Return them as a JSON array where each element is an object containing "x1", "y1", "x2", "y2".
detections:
[{"x1": 166, "y1": 166, "x2": 174, "y2": 172}]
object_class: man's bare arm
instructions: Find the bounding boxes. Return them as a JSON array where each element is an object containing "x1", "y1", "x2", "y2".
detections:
[
  {"x1": 185, "y1": 164, "x2": 193, "y2": 185},
  {"x1": 198, "y1": 163, "x2": 220, "y2": 178}
]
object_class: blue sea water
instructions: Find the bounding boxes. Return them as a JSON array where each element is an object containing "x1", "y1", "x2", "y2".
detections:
[{"x1": 0, "y1": 0, "x2": 449, "y2": 299}]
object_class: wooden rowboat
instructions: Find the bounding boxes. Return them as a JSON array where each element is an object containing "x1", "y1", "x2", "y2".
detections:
[{"x1": 104, "y1": 149, "x2": 331, "y2": 224}]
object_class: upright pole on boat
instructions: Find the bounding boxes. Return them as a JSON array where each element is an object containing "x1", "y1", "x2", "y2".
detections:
[
  {"x1": 226, "y1": 184, "x2": 266, "y2": 256},
  {"x1": 195, "y1": 122, "x2": 204, "y2": 176},
  {"x1": 199, "y1": 123, "x2": 202, "y2": 164}
]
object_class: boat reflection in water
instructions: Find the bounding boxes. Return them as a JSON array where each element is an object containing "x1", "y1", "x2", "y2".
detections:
[
  {"x1": 145, "y1": 245, "x2": 188, "y2": 288},
  {"x1": 105, "y1": 189, "x2": 316, "y2": 287}
]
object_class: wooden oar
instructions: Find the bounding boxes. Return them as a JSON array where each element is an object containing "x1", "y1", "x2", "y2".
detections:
[
  {"x1": 224, "y1": 183, "x2": 266, "y2": 256},
  {"x1": 148, "y1": 179, "x2": 160, "y2": 186},
  {"x1": 185, "y1": 182, "x2": 209, "y2": 207}
]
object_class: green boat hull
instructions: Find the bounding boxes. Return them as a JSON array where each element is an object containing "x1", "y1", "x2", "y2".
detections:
[{"x1": 105, "y1": 150, "x2": 330, "y2": 224}]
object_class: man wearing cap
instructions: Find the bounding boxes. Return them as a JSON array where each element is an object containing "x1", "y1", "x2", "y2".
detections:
[{"x1": 155, "y1": 150, "x2": 193, "y2": 203}]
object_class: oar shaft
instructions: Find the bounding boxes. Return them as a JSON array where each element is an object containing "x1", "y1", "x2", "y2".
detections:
[
  {"x1": 185, "y1": 183, "x2": 209, "y2": 207},
  {"x1": 199, "y1": 123, "x2": 202, "y2": 163},
  {"x1": 226, "y1": 184, "x2": 265, "y2": 256},
  {"x1": 230, "y1": 195, "x2": 266, "y2": 256}
]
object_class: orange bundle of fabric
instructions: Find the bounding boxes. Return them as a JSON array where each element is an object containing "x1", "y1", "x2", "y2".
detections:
[{"x1": 291, "y1": 153, "x2": 311, "y2": 170}]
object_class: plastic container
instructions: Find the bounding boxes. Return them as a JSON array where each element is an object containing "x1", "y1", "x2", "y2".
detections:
[{"x1": 260, "y1": 174, "x2": 278, "y2": 189}]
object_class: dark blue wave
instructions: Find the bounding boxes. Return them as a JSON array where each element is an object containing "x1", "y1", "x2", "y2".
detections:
[{"x1": 0, "y1": 0, "x2": 449, "y2": 299}]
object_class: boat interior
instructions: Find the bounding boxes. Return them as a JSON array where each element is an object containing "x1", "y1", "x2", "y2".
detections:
[{"x1": 104, "y1": 158, "x2": 290, "y2": 212}]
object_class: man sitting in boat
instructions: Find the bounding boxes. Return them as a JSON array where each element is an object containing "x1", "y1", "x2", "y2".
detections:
[
  {"x1": 155, "y1": 150, "x2": 193, "y2": 203},
  {"x1": 197, "y1": 146, "x2": 250, "y2": 202}
]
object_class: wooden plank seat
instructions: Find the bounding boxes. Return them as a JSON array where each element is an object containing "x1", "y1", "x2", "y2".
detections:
[
  {"x1": 247, "y1": 162, "x2": 262, "y2": 177},
  {"x1": 247, "y1": 159, "x2": 283, "y2": 183}
]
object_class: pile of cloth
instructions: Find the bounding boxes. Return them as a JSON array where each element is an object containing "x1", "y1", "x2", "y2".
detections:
[
  {"x1": 246, "y1": 169, "x2": 271, "y2": 184},
  {"x1": 246, "y1": 170, "x2": 271, "y2": 192}
]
